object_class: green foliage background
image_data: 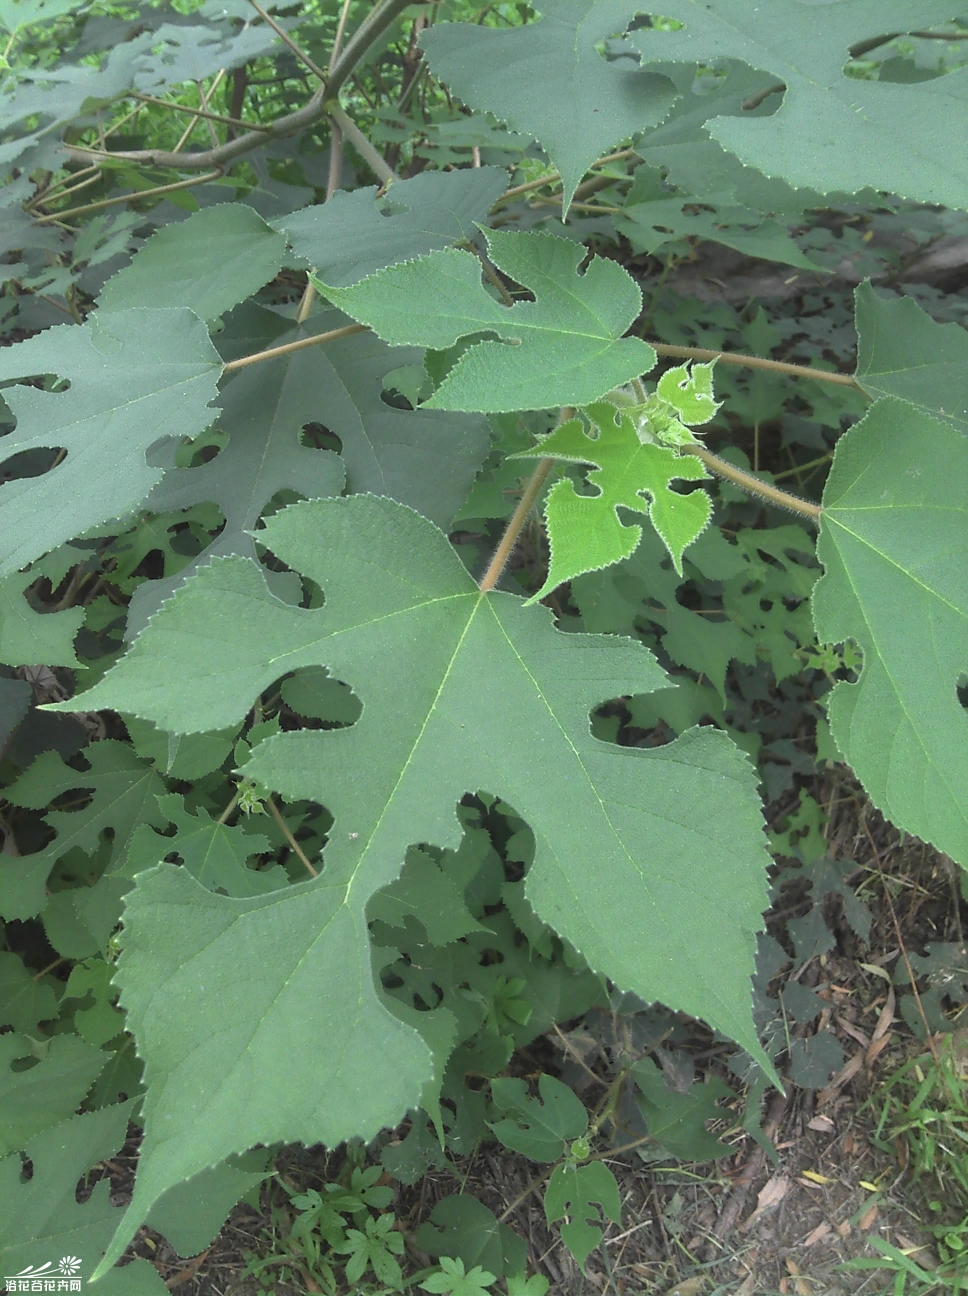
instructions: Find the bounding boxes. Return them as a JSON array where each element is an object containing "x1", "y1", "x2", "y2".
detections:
[{"x1": 1, "y1": 0, "x2": 967, "y2": 1287}]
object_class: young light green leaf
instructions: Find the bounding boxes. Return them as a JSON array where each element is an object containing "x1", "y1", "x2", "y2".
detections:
[
  {"x1": 275, "y1": 168, "x2": 509, "y2": 285},
  {"x1": 515, "y1": 401, "x2": 711, "y2": 597},
  {"x1": 0, "y1": 308, "x2": 221, "y2": 577},
  {"x1": 506, "y1": 1275, "x2": 550, "y2": 1296},
  {"x1": 310, "y1": 230, "x2": 656, "y2": 412},
  {"x1": 334, "y1": 1211, "x2": 405, "y2": 1288},
  {"x1": 854, "y1": 281, "x2": 968, "y2": 435},
  {"x1": 814, "y1": 398, "x2": 968, "y2": 867},
  {"x1": 98, "y1": 204, "x2": 288, "y2": 322},
  {"x1": 631, "y1": 0, "x2": 968, "y2": 209},
  {"x1": 420, "y1": 0, "x2": 677, "y2": 213},
  {"x1": 57, "y1": 495, "x2": 773, "y2": 1277},
  {"x1": 544, "y1": 1160, "x2": 621, "y2": 1272},
  {"x1": 656, "y1": 361, "x2": 720, "y2": 427},
  {"x1": 420, "y1": 1255, "x2": 497, "y2": 1295}
]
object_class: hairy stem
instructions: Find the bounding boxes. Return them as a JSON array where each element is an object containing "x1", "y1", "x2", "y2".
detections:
[
  {"x1": 221, "y1": 322, "x2": 368, "y2": 374},
  {"x1": 479, "y1": 431, "x2": 566, "y2": 595},
  {"x1": 649, "y1": 341, "x2": 860, "y2": 389},
  {"x1": 683, "y1": 445, "x2": 822, "y2": 522}
]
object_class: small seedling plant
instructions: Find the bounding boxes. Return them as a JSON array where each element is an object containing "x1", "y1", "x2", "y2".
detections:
[{"x1": 0, "y1": 0, "x2": 967, "y2": 1287}]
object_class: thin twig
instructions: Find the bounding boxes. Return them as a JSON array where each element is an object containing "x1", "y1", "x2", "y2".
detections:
[
  {"x1": 27, "y1": 164, "x2": 102, "y2": 210},
  {"x1": 457, "y1": 241, "x2": 513, "y2": 305},
  {"x1": 63, "y1": 84, "x2": 327, "y2": 170},
  {"x1": 266, "y1": 797, "x2": 318, "y2": 877},
  {"x1": 772, "y1": 451, "x2": 833, "y2": 482},
  {"x1": 221, "y1": 322, "x2": 367, "y2": 374},
  {"x1": 490, "y1": 148, "x2": 638, "y2": 210},
  {"x1": 248, "y1": 0, "x2": 328, "y2": 81},
  {"x1": 328, "y1": 0, "x2": 354, "y2": 73},
  {"x1": 326, "y1": 0, "x2": 423, "y2": 101},
  {"x1": 325, "y1": 118, "x2": 344, "y2": 201},
  {"x1": 296, "y1": 98, "x2": 346, "y2": 323},
  {"x1": 32, "y1": 170, "x2": 224, "y2": 223},
  {"x1": 31, "y1": 170, "x2": 104, "y2": 211},
  {"x1": 683, "y1": 445, "x2": 822, "y2": 523},
  {"x1": 859, "y1": 815, "x2": 940, "y2": 1068},
  {"x1": 649, "y1": 341, "x2": 860, "y2": 388},
  {"x1": 133, "y1": 91, "x2": 270, "y2": 134},
  {"x1": 172, "y1": 69, "x2": 228, "y2": 153},
  {"x1": 173, "y1": 77, "x2": 213, "y2": 153},
  {"x1": 60, "y1": 0, "x2": 416, "y2": 172},
  {"x1": 528, "y1": 195, "x2": 622, "y2": 215},
  {"x1": 296, "y1": 278, "x2": 319, "y2": 324}
]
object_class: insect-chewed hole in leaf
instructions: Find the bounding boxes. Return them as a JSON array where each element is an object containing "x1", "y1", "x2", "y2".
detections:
[
  {"x1": 380, "y1": 364, "x2": 432, "y2": 411},
  {"x1": 48, "y1": 784, "x2": 95, "y2": 814},
  {"x1": 1, "y1": 447, "x2": 66, "y2": 483},
  {"x1": 279, "y1": 666, "x2": 362, "y2": 729},
  {"x1": 377, "y1": 196, "x2": 409, "y2": 218},
  {"x1": 476, "y1": 946, "x2": 505, "y2": 968},
  {"x1": 592, "y1": 696, "x2": 682, "y2": 750},
  {"x1": 177, "y1": 425, "x2": 228, "y2": 468},
  {"x1": 957, "y1": 673, "x2": 968, "y2": 713},
  {"x1": 300, "y1": 421, "x2": 342, "y2": 454}
]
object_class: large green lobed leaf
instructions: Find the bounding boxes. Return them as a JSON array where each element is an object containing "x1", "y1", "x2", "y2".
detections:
[
  {"x1": 0, "y1": 308, "x2": 221, "y2": 577},
  {"x1": 631, "y1": 0, "x2": 968, "y2": 209},
  {"x1": 53, "y1": 496, "x2": 773, "y2": 1274},
  {"x1": 311, "y1": 229, "x2": 656, "y2": 412},
  {"x1": 420, "y1": 0, "x2": 678, "y2": 212},
  {"x1": 275, "y1": 168, "x2": 509, "y2": 285},
  {"x1": 815, "y1": 398, "x2": 968, "y2": 866},
  {"x1": 97, "y1": 204, "x2": 288, "y2": 322},
  {"x1": 854, "y1": 281, "x2": 968, "y2": 435}
]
